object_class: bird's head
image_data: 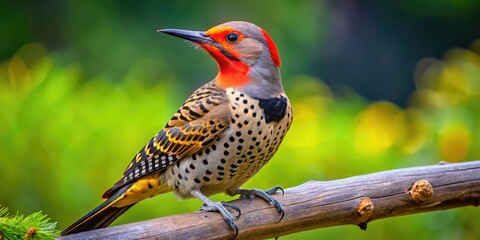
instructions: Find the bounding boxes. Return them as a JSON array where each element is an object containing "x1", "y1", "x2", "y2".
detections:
[{"x1": 160, "y1": 21, "x2": 283, "y2": 98}]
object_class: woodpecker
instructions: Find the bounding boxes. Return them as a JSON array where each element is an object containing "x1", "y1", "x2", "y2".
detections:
[{"x1": 62, "y1": 21, "x2": 293, "y2": 237}]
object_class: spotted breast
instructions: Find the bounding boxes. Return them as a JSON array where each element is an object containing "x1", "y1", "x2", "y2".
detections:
[{"x1": 163, "y1": 85, "x2": 293, "y2": 199}]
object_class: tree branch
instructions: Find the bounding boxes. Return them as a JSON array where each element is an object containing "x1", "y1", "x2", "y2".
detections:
[{"x1": 59, "y1": 161, "x2": 480, "y2": 240}]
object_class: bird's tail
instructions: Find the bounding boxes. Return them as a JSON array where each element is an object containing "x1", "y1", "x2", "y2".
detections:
[{"x1": 61, "y1": 184, "x2": 134, "y2": 235}]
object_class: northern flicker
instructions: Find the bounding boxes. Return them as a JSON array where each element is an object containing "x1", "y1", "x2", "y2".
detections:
[{"x1": 62, "y1": 21, "x2": 293, "y2": 236}]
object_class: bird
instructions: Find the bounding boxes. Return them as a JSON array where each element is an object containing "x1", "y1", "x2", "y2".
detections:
[{"x1": 61, "y1": 21, "x2": 293, "y2": 237}]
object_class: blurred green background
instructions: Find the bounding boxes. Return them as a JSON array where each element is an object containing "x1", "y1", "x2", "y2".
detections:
[{"x1": 1, "y1": 1, "x2": 480, "y2": 239}]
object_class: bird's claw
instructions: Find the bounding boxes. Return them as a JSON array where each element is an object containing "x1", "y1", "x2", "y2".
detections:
[
  {"x1": 236, "y1": 185, "x2": 285, "y2": 222},
  {"x1": 200, "y1": 201, "x2": 241, "y2": 238},
  {"x1": 201, "y1": 201, "x2": 241, "y2": 219},
  {"x1": 265, "y1": 185, "x2": 284, "y2": 196}
]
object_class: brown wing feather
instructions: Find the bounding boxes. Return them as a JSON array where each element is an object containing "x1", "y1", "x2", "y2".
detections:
[{"x1": 103, "y1": 81, "x2": 230, "y2": 198}]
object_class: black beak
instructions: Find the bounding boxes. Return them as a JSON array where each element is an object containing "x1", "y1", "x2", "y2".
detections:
[
  {"x1": 158, "y1": 29, "x2": 213, "y2": 45},
  {"x1": 158, "y1": 28, "x2": 241, "y2": 62}
]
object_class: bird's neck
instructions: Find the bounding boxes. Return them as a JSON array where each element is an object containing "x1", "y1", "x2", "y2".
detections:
[
  {"x1": 215, "y1": 59, "x2": 250, "y2": 89},
  {"x1": 215, "y1": 58, "x2": 284, "y2": 99}
]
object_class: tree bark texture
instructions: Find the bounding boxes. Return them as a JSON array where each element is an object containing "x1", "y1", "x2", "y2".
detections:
[{"x1": 59, "y1": 161, "x2": 480, "y2": 240}]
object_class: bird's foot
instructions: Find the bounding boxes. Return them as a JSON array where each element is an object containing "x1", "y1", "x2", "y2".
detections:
[
  {"x1": 236, "y1": 185, "x2": 285, "y2": 222},
  {"x1": 200, "y1": 201, "x2": 241, "y2": 219},
  {"x1": 191, "y1": 190, "x2": 240, "y2": 238}
]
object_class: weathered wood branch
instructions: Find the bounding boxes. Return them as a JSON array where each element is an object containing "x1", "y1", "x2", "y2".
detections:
[{"x1": 60, "y1": 161, "x2": 480, "y2": 240}]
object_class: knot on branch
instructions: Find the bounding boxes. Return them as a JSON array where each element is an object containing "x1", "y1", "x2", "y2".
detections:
[
  {"x1": 408, "y1": 179, "x2": 433, "y2": 202},
  {"x1": 356, "y1": 197, "x2": 374, "y2": 230}
]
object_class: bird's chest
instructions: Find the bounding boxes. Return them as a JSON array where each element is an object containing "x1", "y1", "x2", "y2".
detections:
[
  {"x1": 167, "y1": 90, "x2": 292, "y2": 198},
  {"x1": 202, "y1": 90, "x2": 291, "y2": 193},
  {"x1": 224, "y1": 91, "x2": 282, "y2": 170}
]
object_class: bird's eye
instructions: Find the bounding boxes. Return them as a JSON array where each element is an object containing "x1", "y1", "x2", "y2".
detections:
[{"x1": 226, "y1": 33, "x2": 239, "y2": 43}]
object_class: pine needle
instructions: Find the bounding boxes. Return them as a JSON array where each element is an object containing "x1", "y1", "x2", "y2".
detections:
[{"x1": 0, "y1": 206, "x2": 59, "y2": 240}]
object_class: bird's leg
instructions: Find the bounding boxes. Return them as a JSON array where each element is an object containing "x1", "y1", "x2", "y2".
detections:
[
  {"x1": 191, "y1": 190, "x2": 240, "y2": 237},
  {"x1": 235, "y1": 185, "x2": 285, "y2": 222}
]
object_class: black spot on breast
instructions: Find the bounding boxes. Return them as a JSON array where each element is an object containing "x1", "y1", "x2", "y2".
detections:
[{"x1": 257, "y1": 96, "x2": 288, "y2": 123}]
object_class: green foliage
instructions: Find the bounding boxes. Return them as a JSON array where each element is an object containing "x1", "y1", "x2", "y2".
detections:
[{"x1": 0, "y1": 206, "x2": 59, "y2": 240}]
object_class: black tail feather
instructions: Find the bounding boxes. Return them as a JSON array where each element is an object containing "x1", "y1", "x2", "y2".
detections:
[{"x1": 62, "y1": 184, "x2": 134, "y2": 235}]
